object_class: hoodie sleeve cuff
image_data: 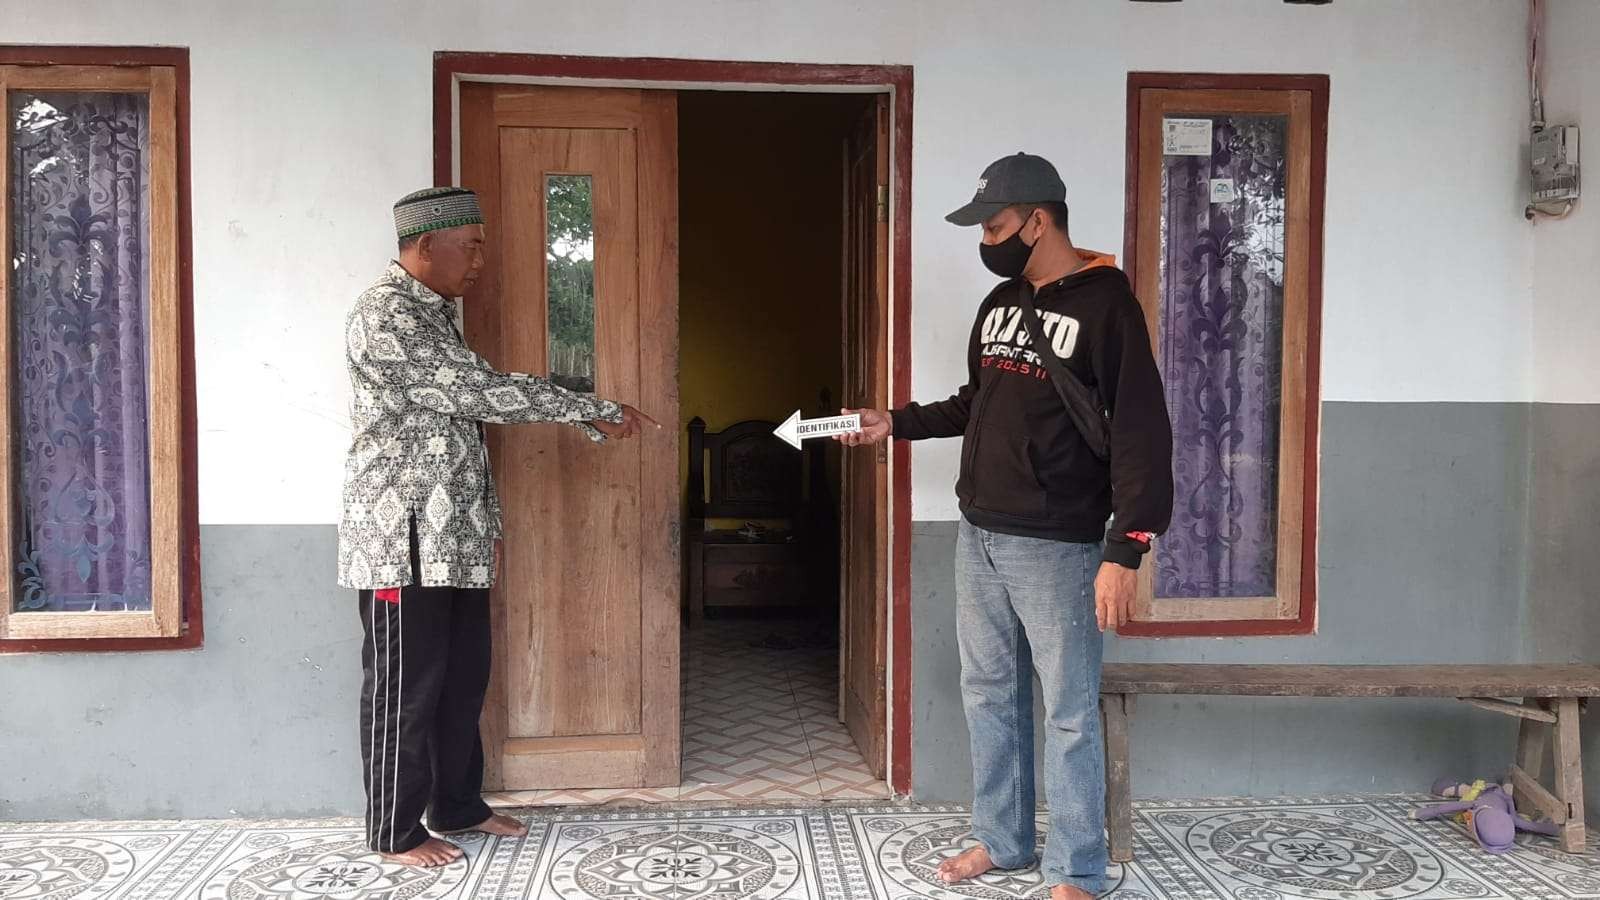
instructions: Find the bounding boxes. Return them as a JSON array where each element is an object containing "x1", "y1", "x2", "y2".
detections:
[
  {"x1": 1101, "y1": 534, "x2": 1149, "y2": 570},
  {"x1": 889, "y1": 407, "x2": 912, "y2": 440}
]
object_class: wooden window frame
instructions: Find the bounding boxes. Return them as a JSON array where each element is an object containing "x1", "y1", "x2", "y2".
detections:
[
  {"x1": 0, "y1": 46, "x2": 199, "y2": 652},
  {"x1": 1121, "y1": 72, "x2": 1327, "y2": 638}
]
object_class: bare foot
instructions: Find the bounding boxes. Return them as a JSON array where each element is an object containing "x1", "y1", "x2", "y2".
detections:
[
  {"x1": 937, "y1": 845, "x2": 997, "y2": 884},
  {"x1": 1051, "y1": 884, "x2": 1094, "y2": 900},
  {"x1": 380, "y1": 837, "x2": 462, "y2": 867},
  {"x1": 467, "y1": 813, "x2": 528, "y2": 837}
]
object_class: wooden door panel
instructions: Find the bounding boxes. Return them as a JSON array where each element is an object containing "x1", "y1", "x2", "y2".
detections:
[
  {"x1": 461, "y1": 83, "x2": 679, "y2": 790},
  {"x1": 840, "y1": 95, "x2": 889, "y2": 779},
  {"x1": 498, "y1": 126, "x2": 642, "y2": 740}
]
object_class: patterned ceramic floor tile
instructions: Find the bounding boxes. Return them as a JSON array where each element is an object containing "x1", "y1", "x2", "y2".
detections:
[
  {"x1": 1136, "y1": 795, "x2": 1565, "y2": 900},
  {"x1": 815, "y1": 770, "x2": 893, "y2": 801},
  {"x1": 486, "y1": 619, "x2": 886, "y2": 807},
  {"x1": 671, "y1": 619, "x2": 882, "y2": 803},
  {"x1": 188, "y1": 822, "x2": 501, "y2": 899},
  {"x1": 802, "y1": 720, "x2": 892, "y2": 801},
  {"x1": 839, "y1": 803, "x2": 1147, "y2": 899},
  {"x1": 1369, "y1": 795, "x2": 1600, "y2": 899},
  {"x1": 0, "y1": 822, "x2": 195, "y2": 900},
  {"x1": 1, "y1": 797, "x2": 1593, "y2": 899},
  {"x1": 0, "y1": 817, "x2": 504, "y2": 899},
  {"x1": 678, "y1": 778, "x2": 823, "y2": 803},
  {"x1": 487, "y1": 786, "x2": 683, "y2": 809},
  {"x1": 523, "y1": 808, "x2": 827, "y2": 899}
]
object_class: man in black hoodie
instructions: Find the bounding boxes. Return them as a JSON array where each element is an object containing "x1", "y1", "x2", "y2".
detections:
[{"x1": 840, "y1": 153, "x2": 1172, "y2": 900}]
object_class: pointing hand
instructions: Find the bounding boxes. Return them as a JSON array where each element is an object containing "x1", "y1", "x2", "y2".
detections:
[{"x1": 835, "y1": 408, "x2": 891, "y2": 446}]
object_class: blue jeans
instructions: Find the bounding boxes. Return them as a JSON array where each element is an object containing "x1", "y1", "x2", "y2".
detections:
[{"x1": 956, "y1": 516, "x2": 1106, "y2": 894}]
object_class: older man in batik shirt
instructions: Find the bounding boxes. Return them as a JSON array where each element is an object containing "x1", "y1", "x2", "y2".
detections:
[{"x1": 338, "y1": 187, "x2": 653, "y2": 867}]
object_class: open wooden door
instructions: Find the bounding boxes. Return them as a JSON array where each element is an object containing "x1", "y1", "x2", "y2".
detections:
[
  {"x1": 460, "y1": 83, "x2": 680, "y2": 790},
  {"x1": 839, "y1": 94, "x2": 889, "y2": 778}
]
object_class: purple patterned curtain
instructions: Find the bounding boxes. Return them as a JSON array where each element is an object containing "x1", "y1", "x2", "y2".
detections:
[
  {"x1": 1155, "y1": 116, "x2": 1286, "y2": 599},
  {"x1": 9, "y1": 92, "x2": 153, "y2": 612}
]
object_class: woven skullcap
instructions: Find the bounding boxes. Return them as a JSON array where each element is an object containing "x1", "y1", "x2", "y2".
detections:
[{"x1": 393, "y1": 187, "x2": 484, "y2": 239}]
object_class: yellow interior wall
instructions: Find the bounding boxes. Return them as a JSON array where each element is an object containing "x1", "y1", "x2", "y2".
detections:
[{"x1": 678, "y1": 92, "x2": 861, "y2": 517}]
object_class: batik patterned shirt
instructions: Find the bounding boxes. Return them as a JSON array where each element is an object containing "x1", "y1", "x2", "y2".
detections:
[{"x1": 338, "y1": 262, "x2": 621, "y2": 590}]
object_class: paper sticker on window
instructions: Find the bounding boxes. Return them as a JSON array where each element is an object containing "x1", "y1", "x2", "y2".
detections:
[
  {"x1": 1209, "y1": 178, "x2": 1238, "y2": 203},
  {"x1": 1163, "y1": 118, "x2": 1213, "y2": 156}
]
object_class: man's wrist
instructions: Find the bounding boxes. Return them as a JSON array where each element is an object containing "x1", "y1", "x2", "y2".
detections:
[{"x1": 1101, "y1": 533, "x2": 1150, "y2": 570}]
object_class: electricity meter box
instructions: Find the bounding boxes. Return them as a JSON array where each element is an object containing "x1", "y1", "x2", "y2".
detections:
[{"x1": 1531, "y1": 125, "x2": 1580, "y2": 205}]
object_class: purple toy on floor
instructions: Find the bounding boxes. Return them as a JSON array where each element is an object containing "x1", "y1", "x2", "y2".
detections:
[{"x1": 1414, "y1": 778, "x2": 1560, "y2": 854}]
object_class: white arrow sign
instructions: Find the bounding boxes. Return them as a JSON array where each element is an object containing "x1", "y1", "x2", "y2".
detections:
[{"x1": 774, "y1": 410, "x2": 861, "y2": 450}]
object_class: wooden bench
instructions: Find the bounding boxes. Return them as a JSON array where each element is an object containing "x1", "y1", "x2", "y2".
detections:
[{"x1": 1099, "y1": 663, "x2": 1600, "y2": 861}]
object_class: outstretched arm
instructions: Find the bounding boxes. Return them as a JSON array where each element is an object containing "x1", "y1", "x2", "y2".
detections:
[{"x1": 351, "y1": 294, "x2": 625, "y2": 439}]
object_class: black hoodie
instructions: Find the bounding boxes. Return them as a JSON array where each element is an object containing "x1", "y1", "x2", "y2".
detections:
[{"x1": 891, "y1": 254, "x2": 1173, "y2": 569}]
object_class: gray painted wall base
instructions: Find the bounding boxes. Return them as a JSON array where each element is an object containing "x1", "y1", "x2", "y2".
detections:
[
  {"x1": 1523, "y1": 403, "x2": 1600, "y2": 824},
  {"x1": 912, "y1": 402, "x2": 1532, "y2": 802},
  {"x1": 1, "y1": 526, "x2": 365, "y2": 821}
]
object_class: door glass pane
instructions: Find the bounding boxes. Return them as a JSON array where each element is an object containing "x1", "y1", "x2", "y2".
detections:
[
  {"x1": 1156, "y1": 114, "x2": 1286, "y2": 600},
  {"x1": 8, "y1": 91, "x2": 154, "y2": 612},
  {"x1": 546, "y1": 174, "x2": 595, "y2": 394}
]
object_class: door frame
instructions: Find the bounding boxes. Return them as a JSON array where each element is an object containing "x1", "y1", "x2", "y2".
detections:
[{"x1": 434, "y1": 52, "x2": 915, "y2": 795}]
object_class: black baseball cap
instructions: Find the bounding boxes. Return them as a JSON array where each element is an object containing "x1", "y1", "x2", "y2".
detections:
[{"x1": 945, "y1": 152, "x2": 1067, "y2": 226}]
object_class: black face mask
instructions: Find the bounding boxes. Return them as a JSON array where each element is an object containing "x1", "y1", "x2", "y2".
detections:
[{"x1": 979, "y1": 213, "x2": 1038, "y2": 278}]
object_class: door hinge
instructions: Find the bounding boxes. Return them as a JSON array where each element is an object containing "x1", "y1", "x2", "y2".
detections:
[{"x1": 876, "y1": 185, "x2": 889, "y2": 223}]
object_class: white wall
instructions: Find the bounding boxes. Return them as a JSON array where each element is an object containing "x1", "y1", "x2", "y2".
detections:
[
  {"x1": 6, "y1": 0, "x2": 1537, "y2": 524},
  {"x1": 1533, "y1": 0, "x2": 1600, "y2": 404}
]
